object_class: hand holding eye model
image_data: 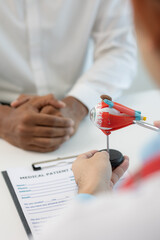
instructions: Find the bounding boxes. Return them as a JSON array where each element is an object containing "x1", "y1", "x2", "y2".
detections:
[{"x1": 90, "y1": 95, "x2": 159, "y2": 169}]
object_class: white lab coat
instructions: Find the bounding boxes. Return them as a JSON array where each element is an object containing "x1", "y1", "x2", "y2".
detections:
[
  {"x1": 0, "y1": 0, "x2": 136, "y2": 109},
  {"x1": 40, "y1": 173, "x2": 160, "y2": 240}
]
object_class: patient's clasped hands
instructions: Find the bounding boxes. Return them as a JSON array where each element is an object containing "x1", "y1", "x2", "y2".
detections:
[{"x1": 0, "y1": 94, "x2": 88, "y2": 152}]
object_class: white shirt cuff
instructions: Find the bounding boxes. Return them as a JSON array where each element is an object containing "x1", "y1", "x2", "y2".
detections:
[{"x1": 67, "y1": 83, "x2": 122, "y2": 111}]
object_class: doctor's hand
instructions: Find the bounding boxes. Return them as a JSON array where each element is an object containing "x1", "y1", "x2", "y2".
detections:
[
  {"x1": 0, "y1": 95, "x2": 74, "y2": 152},
  {"x1": 154, "y1": 121, "x2": 160, "y2": 128},
  {"x1": 72, "y1": 151, "x2": 129, "y2": 195}
]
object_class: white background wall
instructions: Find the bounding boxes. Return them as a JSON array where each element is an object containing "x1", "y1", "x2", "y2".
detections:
[{"x1": 124, "y1": 54, "x2": 156, "y2": 95}]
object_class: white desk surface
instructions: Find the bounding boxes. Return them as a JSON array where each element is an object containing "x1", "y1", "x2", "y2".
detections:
[{"x1": 0, "y1": 90, "x2": 160, "y2": 240}]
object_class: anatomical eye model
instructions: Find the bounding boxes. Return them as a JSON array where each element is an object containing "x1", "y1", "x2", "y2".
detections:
[{"x1": 90, "y1": 98, "x2": 159, "y2": 170}]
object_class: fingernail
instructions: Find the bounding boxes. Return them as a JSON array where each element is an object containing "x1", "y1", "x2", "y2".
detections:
[
  {"x1": 68, "y1": 120, "x2": 74, "y2": 126},
  {"x1": 10, "y1": 100, "x2": 18, "y2": 107},
  {"x1": 69, "y1": 128, "x2": 74, "y2": 135},
  {"x1": 64, "y1": 136, "x2": 70, "y2": 141},
  {"x1": 11, "y1": 100, "x2": 17, "y2": 104},
  {"x1": 58, "y1": 101, "x2": 66, "y2": 107}
]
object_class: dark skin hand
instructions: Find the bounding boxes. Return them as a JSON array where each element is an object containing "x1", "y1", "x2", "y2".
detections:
[
  {"x1": 10, "y1": 94, "x2": 111, "y2": 152},
  {"x1": 12, "y1": 95, "x2": 88, "y2": 136},
  {"x1": 40, "y1": 97, "x2": 88, "y2": 135},
  {"x1": 59, "y1": 96, "x2": 88, "y2": 135},
  {"x1": 1, "y1": 95, "x2": 74, "y2": 152}
]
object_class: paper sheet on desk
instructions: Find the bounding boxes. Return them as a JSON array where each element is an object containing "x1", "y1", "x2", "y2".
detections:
[
  {"x1": 2, "y1": 160, "x2": 77, "y2": 240},
  {"x1": 2, "y1": 159, "x2": 129, "y2": 240}
]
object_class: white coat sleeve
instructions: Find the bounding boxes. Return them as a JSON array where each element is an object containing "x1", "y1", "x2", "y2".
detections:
[{"x1": 40, "y1": 175, "x2": 160, "y2": 240}]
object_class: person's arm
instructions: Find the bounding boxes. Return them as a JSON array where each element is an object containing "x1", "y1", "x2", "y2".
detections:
[
  {"x1": 40, "y1": 149, "x2": 160, "y2": 240},
  {"x1": 0, "y1": 94, "x2": 74, "y2": 152},
  {"x1": 67, "y1": 0, "x2": 137, "y2": 110},
  {"x1": 41, "y1": 1, "x2": 136, "y2": 135},
  {"x1": 73, "y1": 150, "x2": 129, "y2": 202},
  {"x1": 72, "y1": 151, "x2": 129, "y2": 195},
  {"x1": 59, "y1": 96, "x2": 88, "y2": 135},
  {"x1": 41, "y1": 173, "x2": 160, "y2": 240},
  {"x1": 40, "y1": 151, "x2": 130, "y2": 240},
  {"x1": 11, "y1": 94, "x2": 88, "y2": 136},
  {"x1": 11, "y1": 0, "x2": 136, "y2": 137}
]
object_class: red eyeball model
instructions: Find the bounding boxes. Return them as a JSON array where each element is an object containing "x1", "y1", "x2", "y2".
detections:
[
  {"x1": 90, "y1": 99, "x2": 146, "y2": 136},
  {"x1": 90, "y1": 98, "x2": 159, "y2": 170}
]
